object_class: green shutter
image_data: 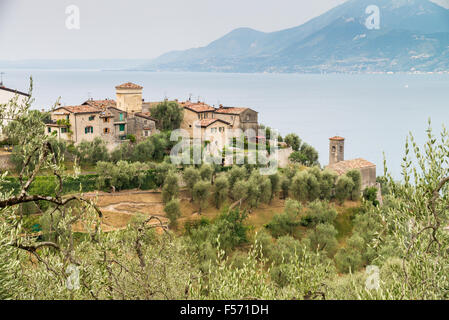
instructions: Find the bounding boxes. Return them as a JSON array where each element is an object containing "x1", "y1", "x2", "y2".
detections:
[{"x1": 119, "y1": 124, "x2": 125, "y2": 131}]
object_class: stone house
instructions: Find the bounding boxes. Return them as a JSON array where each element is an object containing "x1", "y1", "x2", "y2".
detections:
[
  {"x1": 326, "y1": 136, "x2": 377, "y2": 189},
  {"x1": 214, "y1": 106, "x2": 258, "y2": 132}
]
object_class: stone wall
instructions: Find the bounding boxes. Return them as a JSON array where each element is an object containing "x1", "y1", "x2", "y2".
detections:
[
  {"x1": 277, "y1": 147, "x2": 293, "y2": 168},
  {"x1": 0, "y1": 153, "x2": 13, "y2": 171},
  {"x1": 359, "y1": 166, "x2": 377, "y2": 189}
]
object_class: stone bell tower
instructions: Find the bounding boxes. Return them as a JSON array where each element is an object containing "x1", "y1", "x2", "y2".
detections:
[
  {"x1": 115, "y1": 82, "x2": 143, "y2": 114},
  {"x1": 329, "y1": 136, "x2": 345, "y2": 165}
]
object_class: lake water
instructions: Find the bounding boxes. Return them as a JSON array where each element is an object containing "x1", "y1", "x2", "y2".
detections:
[{"x1": 4, "y1": 69, "x2": 449, "y2": 179}]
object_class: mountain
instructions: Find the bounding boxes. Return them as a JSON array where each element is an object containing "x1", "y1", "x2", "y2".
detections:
[{"x1": 138, "y1": 0, "x2": 449, "y2": 73}]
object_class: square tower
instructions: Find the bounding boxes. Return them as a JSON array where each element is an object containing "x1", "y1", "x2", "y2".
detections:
[
  {"x1": 115, "y1": 82, "x2": 143, "y2": 114},
  {"x1": 329, "y1": 136, "x2": 345, "y2": 165}
]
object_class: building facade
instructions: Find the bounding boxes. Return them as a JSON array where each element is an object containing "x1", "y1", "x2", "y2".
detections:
[{"x1": 46, "y1": 83, "x2": 157, "y2": 148}]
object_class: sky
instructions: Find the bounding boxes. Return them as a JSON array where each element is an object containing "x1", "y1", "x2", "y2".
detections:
[
  {"x1": 0, "y1": 0, "x2": 348, "y2": 60},
  {"x1": 1, "y1": 0, "x2": 448, "y2": 60}
]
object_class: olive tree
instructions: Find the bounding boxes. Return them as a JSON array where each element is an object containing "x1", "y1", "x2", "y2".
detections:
[{"x1": 192, "y1": 180, "x2": 211, "y2": 214}]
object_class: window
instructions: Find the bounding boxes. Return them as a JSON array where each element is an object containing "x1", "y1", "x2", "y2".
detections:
[
  {"x1": 61, "y1": 127, "x2": 67, "y2": 133},
  {"x1": 144, "y1": 130, "x2": 149, "y2": 137},
  {"x1": 119, "y1": 124, "x2": 125, "y2": 132},
  {"x1": 144, "y1": 120, "x2": 147, "y2": 124},
  {"x1": 246, "y1": 115, "x2": 250, "y2": 121},
  {"x1": 103, "y1": 117, "x2": 109, "y2": 123},
  {"x1": 332, "y1": 146, "x2": 336, "y2": 152},
  {"x1": 47, "y1": 127, "x2": 51, "y2": 133},
  {"x1": 340, "y1": 146, "x2": 343, "y2": 152},
  {"x1": 89, "y1": 115, "x2": 95, "y2": 121},
  {"x1": 85, "y1": 126, "x2": 93, "y2": 134},
  {"x1": 211, "y1": 128, "x2": 217, "y2": 133},
  {"x1": 119, "y1": 113, "x2": 124, "y2": 121},
  {"x1": 103, "y1": 128, "x2": 110, "y2": 134},
  {"x1": 66, "y1": 115, "x2": 70, "y2": 121}
]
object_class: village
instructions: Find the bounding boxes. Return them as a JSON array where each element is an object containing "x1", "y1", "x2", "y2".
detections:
[{"x1": 1, "y1": 80, "x2": 378, "y2": 189}]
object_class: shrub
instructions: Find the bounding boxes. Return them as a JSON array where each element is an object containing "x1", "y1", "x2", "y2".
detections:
[
  {"x1": 213, "y1": 175, "x2": 229, "y2": 209},
  {"x1": 192, "y1": 180, "x2": 211, "y2": 214},
  {"x1": 266, "y1": 199, "x2": 301, "y2": 237},
  {"x1": 162, "y1": 171, "x2": 179, "y2": 204},
  {"x1": 346, "y1": 170, "x2": 361, "y2": 201},
  {"x1": 305, "y1": 223, "x2": 339, "y2": 257},
  {"x1": 199, "y1": 164, "x2": 213, "y2": 182},
  {"x1": 290, "y1": 170, "x2": 320, "y2": 202},
  {"x1": 363, "y1": 187, "x2": 379, "y2": 206},
  {"x1": 164, "y1": 199, "x2": 181, "y2": 228},
  {"x1": 232, "y1": 180, "x2": 248, "y2": 202},
  {"x1": 302, "y1": 200, "x2": 337, "y2": 227},
  {"x1": 335, "y1": 175, "x2": 355, "y2": 204},
  {"x1": 183, "y1": 167, "x2": 201, "y2": 197}
]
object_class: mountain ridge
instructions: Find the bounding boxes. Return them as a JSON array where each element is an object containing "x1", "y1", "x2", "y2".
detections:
[{"x1": 139, "y1": 0, "x2": 449, "y2": 73}]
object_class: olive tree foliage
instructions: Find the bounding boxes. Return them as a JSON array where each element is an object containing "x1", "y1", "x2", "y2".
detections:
[
  {"x1": 162, "y1": 171, "x2": 180, "y2": 204},
  {"x1": 164, "y1": 199, "x2": 181, "y2": 228},
  {"x1": 213, "y1": 174, "x2": 229, "y2": 209},
  {"x1": 290, "y1": 170, "x2": 320, "y2": 202},
  {"x1": 75, "y1": 137, "x2": 110, "y2": 165},
  {"x1": 284, "y1": 133, "x2": 301, "y2": 151},
  {"x1": 189, "y1": 238, "x2": 334, "y2": 300},
  {"x1": 199, "y1": 163, "x2": 213, "y2": 182},
  {"x1": 192, "y1": 180, "x2": 211, "y2": 214},
  {"x1": 96, "y1": 161, "x2": 149, "y2": 191},
  {"x1": 346, "y1": 170, "x2": 361, "y2": 201},
  {"x1": 227, "y1": 165, "x2": 247, "y2": 190},
  {"x1": 150, "y1": 100, "x2": 184, "y2": 131},
  {"x1": 266, "y1": 199, "x2": 301, "y2": 238},
  {"x1": 183, "y1": 167, "x2": 201, "y2": 198},
  {"x1": 335, "y1": 175, "x2": 354, "y2": 204}
]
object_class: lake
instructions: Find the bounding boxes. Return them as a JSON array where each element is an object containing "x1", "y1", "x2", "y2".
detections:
[{"x1": 4, "y1": 69, "x2": 449, "y2": 179}]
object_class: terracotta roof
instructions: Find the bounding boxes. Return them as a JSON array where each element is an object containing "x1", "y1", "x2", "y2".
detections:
[
  {"x1": 135, "y1": 112, "x2": 156, "y2": 121},
  {"x1": 181, "y1": 102, "x2": 215, "y2": 113},
  {"x1": 56, "y1": 105, "x2": 101, "y2": 114},
  {"x1": 115, "y1": 82, "x2": 143, "y2": 89},
  {"x1": 327, "y1": 158, "x2": 376, "y2": 175},
  {"x1": 215, "y1": 107, "x2": 248, "y2": 115},
  {"x1": 196, "y1": 118, "x2": 230, "y2": 128},
  {"x1": 330, "y1": 136, "x2": 345, "y2": 141},
  {"x1": 83, "y1": 99, "x2": 116, "y2": 109}
]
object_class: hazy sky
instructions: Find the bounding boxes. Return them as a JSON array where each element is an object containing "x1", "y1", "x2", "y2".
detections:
[{"x1": 1, "y1": 0, "x2": 448, "y2": 60}]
